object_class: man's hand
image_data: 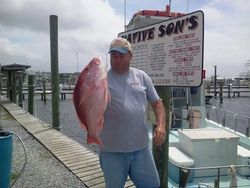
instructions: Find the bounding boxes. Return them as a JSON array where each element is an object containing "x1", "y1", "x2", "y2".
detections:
[
  {"x1": 151, "y1": 99, "x2": 166, "y2": 146},
  {"x1": 153, "y1": 125, "x2": 166, "y2": 146}
]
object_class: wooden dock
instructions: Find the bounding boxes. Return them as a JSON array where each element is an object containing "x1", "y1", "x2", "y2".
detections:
[{"x1": 1, "y1": 98, "x2": 135, "y2": 188}]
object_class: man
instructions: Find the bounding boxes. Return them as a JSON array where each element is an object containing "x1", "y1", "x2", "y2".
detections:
[{"x1": 100, "y1": 37, "x2": 166, "y2": 188}]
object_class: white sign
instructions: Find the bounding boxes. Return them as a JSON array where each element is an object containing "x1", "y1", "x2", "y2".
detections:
[{"x1": 119, "y1": 11, "x2": 204, "y2": 86}]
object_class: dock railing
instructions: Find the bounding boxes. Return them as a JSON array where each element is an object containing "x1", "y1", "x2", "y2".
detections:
[
  {"x1": 206, "y1": 105, "x2": 250, "y2": 137},
  {"x1": 169, "y1": 160, "x2": 250, "y2": 188}
]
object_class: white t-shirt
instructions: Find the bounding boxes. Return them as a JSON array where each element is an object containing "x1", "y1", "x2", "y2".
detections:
[{"x1": 100, "y1": 67, "x2": 160, "y2": 152}]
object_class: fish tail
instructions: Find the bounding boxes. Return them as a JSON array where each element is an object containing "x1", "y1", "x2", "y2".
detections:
[{"x1": 87, "y1": 136, "x2": 103, "y2": 146}]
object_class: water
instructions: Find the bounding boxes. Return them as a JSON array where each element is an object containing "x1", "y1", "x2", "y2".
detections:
[
  {"x1": 206, "y1": 95, "x2": 250, "y2": 135},
  {"x1": 22, "y1": 95, "x2": 98, "y2": 152},
  {"x1": 22, "y1": 93, "x2": 250, "y2": 150},
  {"x1": 209, "y1": 95, "x2": 250, "y2": 117}
]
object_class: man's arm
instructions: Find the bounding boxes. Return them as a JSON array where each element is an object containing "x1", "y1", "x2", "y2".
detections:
[{"x1": 151, "y1": 99, "x2": 166, "y2": 146}]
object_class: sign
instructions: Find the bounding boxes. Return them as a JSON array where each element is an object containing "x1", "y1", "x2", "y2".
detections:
[{"x1": 119, "y1": 11, "x2": 204, "y2": 86}]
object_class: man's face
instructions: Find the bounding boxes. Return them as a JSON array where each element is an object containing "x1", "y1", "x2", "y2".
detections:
[{"x1": 110, "y1": 51, "x2": 132, "y2": 73}]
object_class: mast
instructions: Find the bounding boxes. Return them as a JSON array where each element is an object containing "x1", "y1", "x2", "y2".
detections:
[{"x1": 124, "y1": 0, "x2": 126, "y2": 31}]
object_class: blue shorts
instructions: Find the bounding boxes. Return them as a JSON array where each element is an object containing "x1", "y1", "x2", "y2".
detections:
[{"x1": 99, "y1": 146, "x2": 160, "y2": 188}]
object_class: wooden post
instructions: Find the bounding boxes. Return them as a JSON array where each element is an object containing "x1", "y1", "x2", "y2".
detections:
[
  {"x1": 28, "y1": 75, "x2": 34, "y2": 114},
  {"x1": 246, "y1": 118, "x2": 250, "y2": 137},
  {"x1": 214, "y1": 65, "x2": 217, "y2": 97},
  {"x1": 50, "y1": 15, "x2": 60, "y2": 130},
  {"x1": 228, "y1": 83, "x2": 231, "y2": 98},
  {"x1": 219, "y1": 82, "x2": 223, "y2": 103},
  {"x1": 153, "y1": 86, "x2": 171, "y2": 188},
  {"x1": 12, "y1": 71, "x2": 17, "y2": 103},
  {"x1": 18, "y1": 72, "x2": 23, "y2": 107},
  {"x1": 0, "y1": 64, "x2": 2, "y2": 131},
  {"x1": 7, "y1": 71, "x2": 11, "y2": 99},
  {"x1": 207, "y1": 83, "x2": 211, "y2": 94},
  {"x1": 42, "y1": 79, "x2": 47, "y2": 103}
]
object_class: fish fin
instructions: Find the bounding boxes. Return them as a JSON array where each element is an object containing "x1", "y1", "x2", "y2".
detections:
[
  {"x1": 79, "y1": 122, "x2": 87, "y2": 131},
  {"x1": 87, "y1": 136, "x2": 103, "y2": 146},
  {"x1": 108, "y1": 92, "x2": 111, "y2": 105}
]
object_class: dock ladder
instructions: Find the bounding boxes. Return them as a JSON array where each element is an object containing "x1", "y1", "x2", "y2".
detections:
[{"x1": 171, "y1": 87, "x2": 193, "y2": 129}]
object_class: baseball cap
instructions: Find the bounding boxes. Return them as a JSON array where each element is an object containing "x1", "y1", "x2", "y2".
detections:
[{"x1": 108, "y1": 37, "x2": 132, "y2": 54}]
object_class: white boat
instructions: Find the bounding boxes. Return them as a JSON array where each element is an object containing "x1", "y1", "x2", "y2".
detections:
[
  {"x1": 145, "y1": 85, "x2": 250, "y2": 188},
  {"x1": 125, "y1": 4, "x2": 250, "y2": 188}
]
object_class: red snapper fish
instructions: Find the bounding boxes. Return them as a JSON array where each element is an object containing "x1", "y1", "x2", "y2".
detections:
[{"x1": 73, "y1": 57, "x2": 110, "y2": 145}]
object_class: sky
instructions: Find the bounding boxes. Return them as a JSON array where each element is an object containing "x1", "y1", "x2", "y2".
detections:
[{"x1": 0, "y1": 0, "x2": 249, "y2": 79}]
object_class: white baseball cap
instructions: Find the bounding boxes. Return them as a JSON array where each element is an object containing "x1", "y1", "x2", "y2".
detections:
[{"x1": 108, "y1": 37, "x2": 132, "y2": 54}]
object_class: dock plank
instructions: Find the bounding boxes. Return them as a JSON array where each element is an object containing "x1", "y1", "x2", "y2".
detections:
[
  {"x1": 85, "y1": 177, "x2": 105, "y2": 187},
  {"x1": 70, "y1": 161, "x2": 100, "y2": 171},
  {"x1": 79, "y1": 172, "x2": 104, "y2": 182},
  {"x1": 73, "y1": 164, "x2": 101, "y2": 174},
  {"x1": 89, "y1": 183, "x2": 105, "y2": 188},
  {"x1": 66, "y1": 158, "x2": 99, "y2": 168}
]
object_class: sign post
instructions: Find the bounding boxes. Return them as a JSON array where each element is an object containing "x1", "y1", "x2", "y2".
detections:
[{"x1": 119, "y1": 10, "x2": 204, "y2": 187}]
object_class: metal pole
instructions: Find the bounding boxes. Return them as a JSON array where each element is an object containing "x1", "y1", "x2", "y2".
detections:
[
  {"x1": 124, "y1": 0, "x2": 126, "y2": 31},
  {"x1": 50, "y1": 15, "x2": 60, "y2": 130},
  {"x1": 214, "y1": 65, "x2": 217, "y2": 97},
  {"x1": 77, "y1": 52, "x2": 79, "y2": 73}
]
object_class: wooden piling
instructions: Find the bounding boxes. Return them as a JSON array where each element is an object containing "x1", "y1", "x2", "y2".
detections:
[
  {"x1": 0, "y1": 65, "x2": 2, "y2": 130},
  {"x1": 10, "y1": 71, "x2": 17, "y2": 103},
  {"x1": 50, "y1": 15, "x2": 60, "y2": 130},
  {"x1": 214, "y1": 65, "x2": 217, "y2": 97},
  {"x1": 153, "y1": 86, "x2": 170, "y2": 188},
  {"x1": 42, "y1": 79, "x2": 47, "y2": 103},
  {"x1": 28, "y1": 75, "x2": 35, "y2": 114},
  {"x1": 219, "y1": 83, "x2": 223, "y2": 103},
  {"x1": 228, "y1": 83, "x2": 231, "y2": 98},
  {"x1": 18, "y1": 72, "x2": 23, "y2": 107}
]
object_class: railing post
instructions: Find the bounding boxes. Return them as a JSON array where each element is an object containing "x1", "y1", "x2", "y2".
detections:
[
  {"x1": 217, "y1": 168, "x2": 220, "y2": 188},
  {"x1": 234, "y1": 114, "x2": 238, "y2": 132},
  {"x1": 222, "y1": 110, "x2": 226, "y2": 127},
  {"x1": 246, "y1": 118, "x2": 250, "y2": 137},
  {"x1": 206, "y1": 107, "x2": 210, "y2": 119}
]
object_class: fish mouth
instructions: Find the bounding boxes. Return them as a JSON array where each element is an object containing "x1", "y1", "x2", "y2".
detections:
[{"x1": 94, "y1": 57, "x2": 101, "y2": 65}]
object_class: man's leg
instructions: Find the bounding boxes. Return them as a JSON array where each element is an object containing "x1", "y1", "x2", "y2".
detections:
[
  {"x1": 129, "y1": 147, "x2": 160, "y2": 188},
  {"x1": 100, "y1": 151, "x2": 130, "y2": 188}
]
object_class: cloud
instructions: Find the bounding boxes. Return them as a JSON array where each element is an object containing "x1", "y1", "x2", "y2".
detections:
[
  {"x1": 201, "y1": 0, "x2": 250, "y2": 78},
  {"x1": 1, "y1": 0, "x2": 249, "y2": 78},
  {"x1": 0, "y1": 0, "x2": 124, "y2": 72}
]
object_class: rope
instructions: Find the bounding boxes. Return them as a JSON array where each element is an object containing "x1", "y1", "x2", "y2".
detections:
[
  {"x1": 10, "y1": 132, "x2": 27, "y2": 188},
  {"x1": 228, "y1": 165, "x2": 237, "y2": 188}
]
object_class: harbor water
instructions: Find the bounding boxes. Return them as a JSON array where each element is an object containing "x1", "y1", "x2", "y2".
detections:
[
  {"x1": 22, "y1": 93, "x2": 250, "y2": 149},
  {"x1": 22, "y1": 95, "x2": 99, "y2": 152}
]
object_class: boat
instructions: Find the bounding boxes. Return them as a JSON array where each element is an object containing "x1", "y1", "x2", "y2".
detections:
[{"x1": 124, "y1": 4, "x2": 250, "y2": 188}]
